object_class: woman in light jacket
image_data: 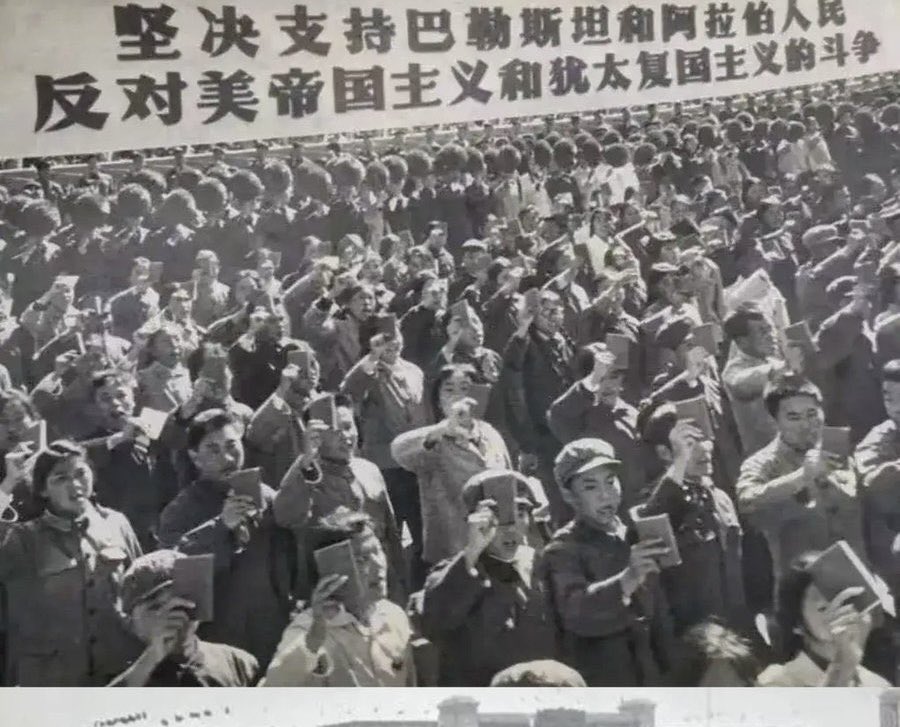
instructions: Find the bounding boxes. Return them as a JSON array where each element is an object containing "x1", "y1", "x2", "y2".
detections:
[
  {"x1": 391, "y1": 364, "x2": 511, "y2": 569},
  {"x1": 0, "y1": 440, "x2": 142, "y2": 685},
  {"x1": 757, "y1": 551, "x2": 890, "y2": 687}
]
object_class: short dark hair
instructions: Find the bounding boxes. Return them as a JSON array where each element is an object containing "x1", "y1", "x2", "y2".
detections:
[
  {"x1": 91, "y1": 369, "x2": 135, "y2": 396},
  {"x1": 723, "y1": 304, "x2": 767, "y2": 341},
  {"x1": 639, "y1": 402, "x2": 679, "y2": 447},
  {"x1": 666, "y1": 621, "x2": 760, "y2": 686},
  {"x1": 883, "y1": 359, "x2": 900, "y2": 384},
  {"x1": 774, "y1": 552, "x2": 821, "y2": 660},
  {"x1": 763, "y1": 375, "x2": 822, "y2": 419},
  {"x1": 33, "y1": 440, "x2": 88, "y2": 497},
  {"x1": 186, "y1": 409, "x2": 242, "y2": 451},
  {"x1": 429, "y1": 364, "x2": 477, "y2": 420}
]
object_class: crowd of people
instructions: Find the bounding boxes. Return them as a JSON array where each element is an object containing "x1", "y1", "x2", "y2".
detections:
[{"x1": 1, "y1": 75, "x2": 900, "y2": 688}]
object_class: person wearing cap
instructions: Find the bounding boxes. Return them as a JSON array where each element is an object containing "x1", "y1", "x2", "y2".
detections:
[
  {"x1": 721, "y1": 303, "x2": 786, "y2": 456},
  {"x1": 30, "y1": 330, "x2": 118, "y2": 440},
  {"x1": 158, "y1": 283, "x2": 203, "y2": 357},
  {"x1": 637, "y1": 262, "x2": 703, "y2": 385},
  {"x1": 165, "y1": 146, "x2": 192, "y2": 191},
  {"x1": 645, "y1": 315, "x2": 742, "y2": 495},
  {"x1": 814, "y1": 274, "x2": 885, "y2": 442},
  {"x1": 0, "y1": 440, "x2": 143, "y2": 685},
  {"x1": 220, "y1": 169, "x2": 265, "y2": 280},
  {"x1": 34, "y1": 159, "x2": 64, "y2": 207},
  {"x1": 203, "y1": 145, "x2": 230, "y2": 177},
  {"x1": 186, "y1": 249, "x2": 231, "y2": 328},
  {"x1": 52, "y1": 191, "x2": 111, "y2": 290},
  {"x1": 540, "y1": 437, "x2": 674, "y2": 686},
  {"x1": 795, "y1": 224, "x2": 860, "y2": 332},
  {"x1": 274, "y1": 393, "x2": 406, "y2": 603},
  {"x1": 418, "y1": 469, "x2": 555, "y2": 686},
  {"x1": 244, "y1": 342, "x2": 320, "y2": 488},
  {"x1": 433, "y1": 143, "x2": 475, "y2": 253},
  {"x1": 249, "y1": 140, "x2": 270, "y2": 175},
  {"x1": 156, "y1": 409, "x2": 296, "y2": 670},
  {"x1": 735, "y1": 375, "x2": 866, "y2": 606},
  {"x1": 547, "y1": 343, "x2": 645, "y2": 509},
  {"x1": 110, "y1": 549, "x2": 259, "y2": 686},
  {"x1": 77, "y1": 153, "x2": 113, "y2": 197},
  {"x1": 327, "y1": 157, "x2": 368, "y2": 244},
  {"x1": 303, "y1": 277, "x2": 377, "y2": 391},
  {"x1": 142, "y1": 189, "x2": 202, "y2": 286},
  {"x1": 261, "y1": 508, "x2": 414, "y2": 686},
  {"x1": 102, "y1": 183, "x2": 153, "y2": 290},
  {"x1": 4, "y1": 199, "x2": 64, "y2": 316},
  {"x1": 340, "y1": 319, "x2": 429, "y2": 583},
  {"x1": 638, "y1": 404, "x2": 746, "y2": 635},
  {"x1": 20, "y1": 275, "x2": 79, "y2": 351}
]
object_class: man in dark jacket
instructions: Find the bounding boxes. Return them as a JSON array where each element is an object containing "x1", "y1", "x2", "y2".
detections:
[
  {"x1": 501, "y1": 289, "x2": 575, "y2": 524},
  {"x1": 541, "y1": 438, "x2": 674, "y2": 686}
]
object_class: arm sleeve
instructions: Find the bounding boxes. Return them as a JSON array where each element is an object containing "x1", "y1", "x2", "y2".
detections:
[
  {"x1": 175, "y1": 517, "x2": 240, "y2": 572},
  {"x1": 500, "y1": 335, "x2": 539, "y2": 453},
  {"x1": 420, "y1": 554, "x2": 488, "y2": 637},
  {"x1": 547, "y1": 382, "x2": 592, "y2": 444},
  {"x1": 722, "y1": 359, "x2": 776, "y2": 401},
  {"x1": 389, "y1": 426, "x2": 438, "y2": 472},
  {"x1": 814, "y1": 310, "x2": 863, "y2": 370},
  {"x1": 272, "y1": 461, "x2": 318, "y2": 530},
  {"x1": 735, "y1": 455, "x2": 809, "y2": 524}
]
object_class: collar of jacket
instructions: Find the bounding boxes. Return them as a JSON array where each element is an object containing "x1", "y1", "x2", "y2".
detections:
[
  {"x1": 40, "y1": 506, "x2": 91, "y2": 534},
  {"x1": 320, "y1": 457, "x2": 353, "y2": 478},
  {"x1": 479, "y1": 546, "x2": 536, "y2": 588},
  {"x1": 166, "y1": 635, "x2": 203, "y2": 666},
  {"x1": 772, "y1": 434, "x2": 809, "y2": 467},
  {"x1": 572, "y1": 515, "x2": 628, "y2": 542}
]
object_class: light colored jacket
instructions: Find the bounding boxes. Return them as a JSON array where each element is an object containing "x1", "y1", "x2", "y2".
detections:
[{"x1": 391, "y1": 420, "x2": 511, "y2": 564}]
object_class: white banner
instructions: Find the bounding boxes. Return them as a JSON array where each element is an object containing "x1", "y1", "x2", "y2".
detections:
[{"x1": 1, "y1": 0, "x2": 899, "y2": 158}]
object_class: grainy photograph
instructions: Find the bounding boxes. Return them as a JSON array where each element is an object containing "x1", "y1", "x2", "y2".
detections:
[
  {"x1": 0, "y1": 688, "x2": 894, "y2": 726},
  {"x1": 0, "y1": 0, "x2": 899, "y2": 690}
]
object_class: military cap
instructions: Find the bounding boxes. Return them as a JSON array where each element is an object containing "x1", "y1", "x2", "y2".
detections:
[
  {"x1": 462, "y1": 469, "x2": 540, "y2": 514},
  {"x1": 554, "y1": 438, "x2": 621, "y2": 488}
]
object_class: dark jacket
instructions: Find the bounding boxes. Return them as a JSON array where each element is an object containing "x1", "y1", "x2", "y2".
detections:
[
  {"x1": 547, "y1": 387, "x2": 647, "y2": 509},
  {"x1": 640, "y1": 476, "x2": 747, "y2": 635},
  {"x1": 420, "y1": 549, "x2": 556, "y2": 686},
  {"x1": 157, "y1": 479, "x2": 297, "y2": 670},
  {"x1": 540, "y1": 518, "x2": 674, "y2": 686},
  {"x1": 0, "y1": 506, "x2": 143, "y2": 685},
  {"x1": 501, "y1": 327, "x2": 575, "y2": 455}
]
